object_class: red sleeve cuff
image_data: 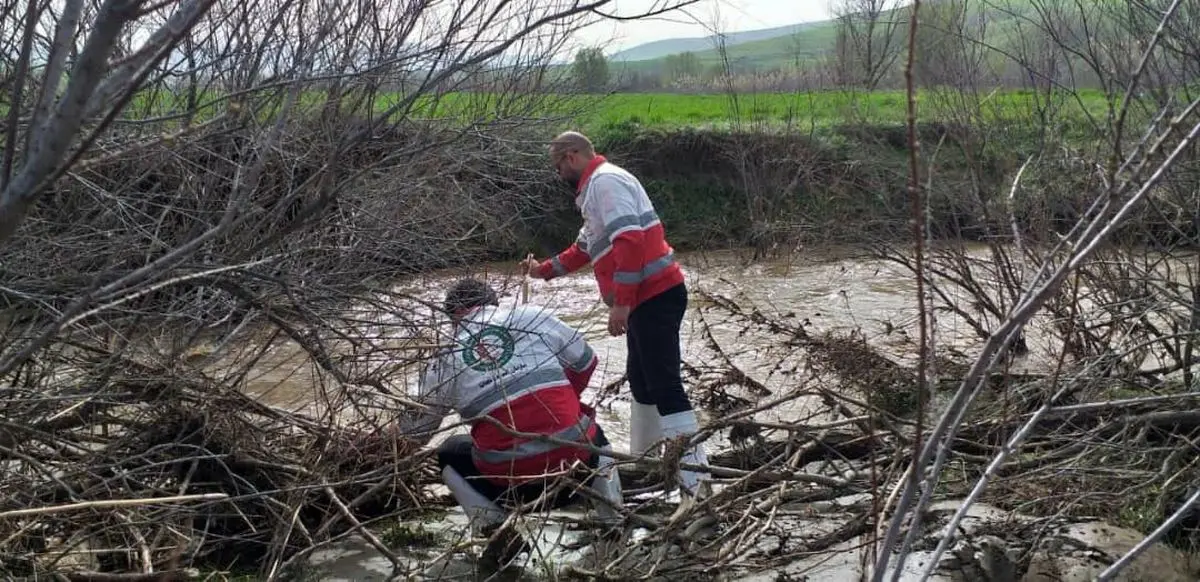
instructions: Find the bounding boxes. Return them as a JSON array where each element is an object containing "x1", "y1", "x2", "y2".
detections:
[{"x1": 564, "y1": 354, "x2": 597, "y2": 394}]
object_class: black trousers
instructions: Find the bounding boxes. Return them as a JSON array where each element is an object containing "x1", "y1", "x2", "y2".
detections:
[
  {"x1": 436, "y1": 423, "x2": 609, "y2": 509},
  {"x1": 626, "y1": 283, "x2": 693, "y2": 416}
]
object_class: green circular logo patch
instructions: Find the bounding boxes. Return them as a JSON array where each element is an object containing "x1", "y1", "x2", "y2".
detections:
[{"x1": 461, "y1": 325, "x2": 516, "y2": 372}]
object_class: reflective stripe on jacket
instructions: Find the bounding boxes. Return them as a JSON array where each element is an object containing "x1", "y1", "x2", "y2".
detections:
[
  {"x1": 412, "y1": 304, "x2": 600, "y2": 486},
  {"x1": 539, "y1": 155, "x2": 685, "y2": 308}
]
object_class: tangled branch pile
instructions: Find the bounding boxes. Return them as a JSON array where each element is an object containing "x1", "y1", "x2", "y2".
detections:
[
  {"x1": 0, "y1": 0, "x2": 698, "y2": 579},
  {"x1": 574, "y1": 276, "x2": 1200, "y2": 580},
  {"x1": 0, "y1": 334, "x2": 446, "y2": 578},
  {"x1": 6, "y1": 381, "x2": 433, "y2": 570}
]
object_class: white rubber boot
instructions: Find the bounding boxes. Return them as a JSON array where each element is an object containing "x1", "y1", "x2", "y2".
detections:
[
  {"x1": 629, "y1": 402, "x2": 663, "y2": 455},
  {"x1": 589, "y1": 445, "x2": 624, "y2": 524},
  {"x1": 442, "y1": 466, "x2": 505, "y2": 535},
  {"x1": 659, "y1": 409, "x2": 717, "y2": 540},
  {"x1": 659, "y1": 409, "x2": 711, "y2": 498}
]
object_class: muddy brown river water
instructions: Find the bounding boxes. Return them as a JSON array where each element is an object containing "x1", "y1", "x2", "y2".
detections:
[
  {"x1": 204, "y1": 243, "x2": 1199, "y2": 581},
  {"x1": 231, "y1": 243, "x2": 1063, "y2": 454}
]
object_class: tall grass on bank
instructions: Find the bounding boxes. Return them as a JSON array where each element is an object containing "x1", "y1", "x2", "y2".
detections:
[{"x1": 67, "y1": 87, "x2": 1123, "y2": 134}]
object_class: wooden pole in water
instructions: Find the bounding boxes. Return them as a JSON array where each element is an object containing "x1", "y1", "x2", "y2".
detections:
[{"x1": 521, "y1": 252, "x2": 533, "y2": 304}]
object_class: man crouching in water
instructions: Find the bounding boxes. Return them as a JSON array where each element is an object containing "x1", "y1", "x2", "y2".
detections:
[{"x1": 394, "y1": 278, "x2": 624, "y2": 573}]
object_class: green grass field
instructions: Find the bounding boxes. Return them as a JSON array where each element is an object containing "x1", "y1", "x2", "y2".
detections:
[
  {"x1": 573, "y1": 89, "x2": 1113, "y2": 128},
  {"x1": 383, "y1": 88, "x2": 1117, "y2": 132},
  {"x1": 36, "y1": 86, "x2": 1122, "y2": 139}
]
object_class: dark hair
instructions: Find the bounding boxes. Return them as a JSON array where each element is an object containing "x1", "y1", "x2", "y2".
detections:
[{"x1": 443, "y1": 278, "x2": 499, "y2": 315}]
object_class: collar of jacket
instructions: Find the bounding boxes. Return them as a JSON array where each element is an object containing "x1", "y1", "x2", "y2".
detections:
[
  {"x1": 453, "y1": 305, "x2": 488, "y2": 330},
  {"x1": 574, "y1": 154, "x2": 607, "y2": 207}
]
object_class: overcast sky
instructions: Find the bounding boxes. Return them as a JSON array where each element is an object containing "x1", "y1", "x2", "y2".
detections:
[{"x1": 574, "y1": 0, "x2": 835, "y2": 53}]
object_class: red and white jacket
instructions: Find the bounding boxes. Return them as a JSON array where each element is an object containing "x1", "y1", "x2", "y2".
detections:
[
  {"x1": 401, "y1": 304, "x2": 600, "y2": 486},
  {"x1": 537, "y1": 155, "x2": 685, "y2": 309}
]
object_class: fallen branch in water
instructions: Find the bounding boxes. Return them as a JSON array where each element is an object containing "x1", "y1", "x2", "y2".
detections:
[
  {"x1": 0, "y1": 494, "x2": 229, "y2": 520},
  {"x1": 6, "y1": 277, "x2": 1200, "y2": 582}
]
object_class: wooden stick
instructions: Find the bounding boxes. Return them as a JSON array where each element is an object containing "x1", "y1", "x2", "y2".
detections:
[
  {"x1": 522, "y1": 252, "x2": 533, "y2": 304},
  {"x1": 0, "y1": 493, "x2": 228, "y2": 519},
  {"x1": 63, "y1": 569, "x2": 201, "y2": 581},
  {"x1": 391, "y1": 343, "x2": 453, "y2": 351}
]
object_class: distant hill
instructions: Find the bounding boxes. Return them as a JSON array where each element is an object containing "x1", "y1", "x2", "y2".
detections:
[
  {"x1": 610, "y1": 19, "x2": 840, "y2": 76},
  {"x1": 608, "y1": 1, "x2": 1068, "y2": 76},
  {"x1": 608, "y1": 21, "x2": 830, "y2": 62},
  {"x1": 574, "y1": 0, "x2": 1125, "y2": 94}
]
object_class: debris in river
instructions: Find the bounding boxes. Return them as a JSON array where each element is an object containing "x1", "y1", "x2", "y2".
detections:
[{"x1": 7, "y1": 271, "x2": 1200, "y2": 581}]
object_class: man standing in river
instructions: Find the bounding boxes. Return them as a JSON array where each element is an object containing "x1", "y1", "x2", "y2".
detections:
[{"x1": 522, "y1": 130, "x2": 711, "y2": 505}]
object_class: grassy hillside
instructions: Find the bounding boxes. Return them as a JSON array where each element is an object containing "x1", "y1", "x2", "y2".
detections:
[
  {"x1": 610, "y1": 22, "x2": 836, "y2": 76},
  {"x1": 608, "y1": 21, "x2": 829, "y2": 62},
  {"x1": 611, "y1": 0, "x2": 1116, "y2": 78},
  {"x1": 612, "y1": 21, "x2": 839, "y2": 76}
]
